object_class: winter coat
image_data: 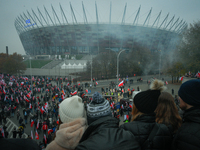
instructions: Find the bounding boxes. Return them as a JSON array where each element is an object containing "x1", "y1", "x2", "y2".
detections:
[
  {"x1": 46, "y1": 118, "x2": 87, "y2": 150},
  {"x1": 76, "y1": 116, "x2": 141, "y2": 150},
  {"x1": 172, "y1": 107, "x2": 200, "y2": 150},
  {"x1": 120, "y1": 113, "x2": 172, "y2": 150}
]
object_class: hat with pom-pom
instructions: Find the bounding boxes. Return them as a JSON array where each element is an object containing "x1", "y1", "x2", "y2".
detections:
[
  {"x1": 87, "y1": 92, "x2": 112, "y2": 125},
  {"x1": 134, "y1": 79, "x2": 166, "y2": 114}
]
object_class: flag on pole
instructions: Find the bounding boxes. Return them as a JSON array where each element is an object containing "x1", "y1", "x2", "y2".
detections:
[
  {"x1": 85, "y1": 89, "x2": 88, "y2": 93},
  {"x1": 31, "y1": 130, "x2": 33, "y2": 139},
  {"x1": 56, "y1": 119, "x2": 59, "y2": 125},
  {"x1": 31, "y1": 119, "x2": 34, "y2": 127},
  {"x1": 118, "y1": 81, "x2": 124, "y2": 87},
  {"x1": 165, "y1": 81, "x2": 168, "y2": 85},
  {"x1": 71, "y1": 90, "x2": 77, "y2": 96},
  {"x1": 129, "y1": 104, "x2": 132, "y2": 109},
  {"x1": 29, "y1": 103, "x2": 32, "y2": 109},
  {"x1": 48, "y1": 129, "x2": 53, "y2": 135},
  {"x1": 35, "y1": 130, "x2": 39, "y2": 140},
  {"x1": 26, "y1": 91, "x2": 31, "y2": 98},
  {"x1": 36, "y1": 120, "x2": 39, "y2": 129},
  {"x1": 1, "y1": 127, "x2": 4, "y2": 137},
  {"x1": 78, "y1": 82, "x2": 80, "y2": 86},
  {"x1": 40, "y1": 106, "x2": 45, "y2": 114},
  {"x1": 16, "y1": 97, "x2": 19, "y2": 104},
  {"x1": 95, "y1": 81, "x2": 98, "y2": 85},
  {"x1": 44, "y1": 134, "x2": 47, "y2": 144}
]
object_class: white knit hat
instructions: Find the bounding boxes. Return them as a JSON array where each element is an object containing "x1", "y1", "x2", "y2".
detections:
[{"x1": 59, "y1": 96, "x2": 86, "y2": 123}]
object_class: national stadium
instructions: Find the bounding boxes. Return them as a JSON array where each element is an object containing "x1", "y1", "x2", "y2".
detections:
[{"x1": 14, "y1": 3, "x2": 187, "y2": 56}]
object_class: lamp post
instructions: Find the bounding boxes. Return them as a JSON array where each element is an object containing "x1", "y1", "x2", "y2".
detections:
[
  {"x1": 91, "y1": 54, "x2": 92, "y2": 88},
  {"x1": 29, "y1": 55, "x2": 32, "y2": 94},
  {"x1": 116, "y1": 49, "x2": 128, "y2": 102}
]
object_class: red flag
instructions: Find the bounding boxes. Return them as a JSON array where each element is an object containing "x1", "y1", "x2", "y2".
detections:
[
  {"x1": 129, "y1": 104, "x2": 132, "y2": 108},
  {"x1": 48, "y1": 129, "x2": 53, "y2": 135},
  {"x1": 31, "y1": 130, "x2": 33, "y2": 139},
  {"x1": 56, "y1": 119, "x2": 59, "y2": 125},
  {"x1": 118, "y1": 81, "x2": 124, "y2": 87},
  {"x1": 44, "y1": 102, "x2": 48, "y2": 109},
  {"x1": 14, "y1": 106, "x2": 17, "y2": 110},
  {"x1": 35, "y1": 130, "x2": 39, "y2": 140},
  {"x1": 61, "y1": 94, "x2": 64, "y2": 100},
  {"x1": 85, "y1": 89, "x2": 88, "y2": 93},
  {"x1": 24, "y1": 95, "x2": 30, "y2": 103},
  {"x1": 165, "y1": 81, "x2": 168, "y2": 85},
  {"x1": 36, "y1": 120, "x2": 39, "y2": 129},
  {"x1": 67, "y1": 82, "x2": 70, "y2": 86},
  {"x1": 55, "y1": 93, "x2": 58, "y2": 97},
  {"x1": 44, "y1": 134, "x2": 47, "y2": 144},
  {"x1": 95, "y1": 81, "x2": 98, "y2": 85},
  {"x1": 31, "y1": 119, "x2": 34, "y2": 127},
  {"x1": 27, "y1": 91, "x2": 31, "y2": 98},
  {"x1": 78, "y1": 82, "x2": 80, "y2": 86},
  {"x1": 126, "y1": 115, "x2": 129, "y2": 120}
]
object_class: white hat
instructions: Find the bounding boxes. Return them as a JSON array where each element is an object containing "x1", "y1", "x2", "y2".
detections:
[{"x1": 59, "y1": 96, "x2": 86, "y2": 123}]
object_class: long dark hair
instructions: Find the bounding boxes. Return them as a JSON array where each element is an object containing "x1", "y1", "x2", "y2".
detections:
[{"x1": 155, "y1": 92, "x2": 182, "y2": 133}]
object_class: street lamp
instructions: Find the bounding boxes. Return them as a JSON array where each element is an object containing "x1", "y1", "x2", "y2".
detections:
[
  {"x1": 116, "y1": 49, "x2": 128, "y2": 102},
  {"x1": 27, "y1": 53, "x2": 33, "y2": 94}
]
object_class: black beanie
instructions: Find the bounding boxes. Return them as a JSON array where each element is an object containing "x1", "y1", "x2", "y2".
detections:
[
  {"x1": 178, "y1": 79, "x2": 200, "y2": 106},
  {"x1": 134, "y1": 90, "x2": 161, "y2": 114}
]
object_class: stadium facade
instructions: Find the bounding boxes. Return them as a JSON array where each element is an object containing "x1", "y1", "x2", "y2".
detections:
[{"x1": 14, "y1": 3, "x2": 187, "y2": 56}]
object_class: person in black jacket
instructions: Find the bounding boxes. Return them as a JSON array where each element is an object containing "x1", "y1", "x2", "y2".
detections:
[
  {"x1": 120, "y1": 79, "x2": 172, "y2": 150},
  {"x1": 172, "y1": 79, "x2": 200, "y2": 150},
  {"x1": 12, "y1": 127, "x2": 17, "y2": 138},
  {"x1": 76, "y1": 92, "x2": 140, "y2": 150}
]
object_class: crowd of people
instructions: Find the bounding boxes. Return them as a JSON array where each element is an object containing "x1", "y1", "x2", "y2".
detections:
[{"x1": 0, "y1": 73, "x2": 200, "y2": 150}]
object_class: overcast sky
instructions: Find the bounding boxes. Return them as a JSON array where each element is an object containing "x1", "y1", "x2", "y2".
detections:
[{"x1": 0, "y1": 0, "x2": 200, "y2": 55}]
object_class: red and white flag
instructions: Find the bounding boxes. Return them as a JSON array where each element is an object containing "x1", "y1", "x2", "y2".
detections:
[
  {"x1": 35, "y1": 130, "x2": 39, "y2": 140},
  {"x1": 78, "y1": 82, "x2": 80, "y2": 86},
  {"x1": 1, "y1": 127, "x2": 4, "y2": 137},
  {"x1": 16, "y1": 98, "x2": 19, "y2": 104},
  {"x1": 118, "y1": 81, "x2": 124, "y2": 87},
  {"x1": 67, "y1": 82, "x2": 70, "y2": 86},
  {"x1": 36, "y1": 120, "x2": 39, "y2": 129},
  {"x1": 11, "y1": 95, "x2": 13, "y2": 101},
  {"x1": 61, "y1": 94, "x2": 64, "y2": 100},
  {"x1": 56, "y1": 119, "x2": 59, "y2": 125},
  {"x1": 121, "y1": 104, "x2": 124, "y2": 109},
  {"x1": 48, "y1": 129, "x2": 53, "y2": 135},
  {"x1": 85, "y1": 89, "x2": 88, "y2": 93},
  {"x1": 29, "y1": 103, "x2": 32, "y2": 109},
  {"x1": 24, "y1": 95, "x2": 30, "y2": 103},
  {"x1": 27, "y1": 91, "x2": 31, "y2": 98},
  {"x1": 95, "y1": 81, "x2": 98, "y2": 85},
  {"x1": 44, "y1": 102, "x2": 48, "y2": 109},
  {"x1": 40, "y1": 106, "x2": 45, "y2": 114},
  {"x1": 165, "y1": 81, "x2": 168, "y2": 85},
  {"x1": 31, "y1": 119, "x2": 34, "y2": 127},
  {"x1": 129, "y1": 104, "x2": 132, "y2": 108},
  {"x1": 44, "y1": 134, "x2": 47, "y2": 144},
  {"x1": 31, "y1": 130, "x2": 33, "y2": 139},
  {"x1": 71, "y1": 91, "x2": 77, "y2": 96},
  {"x1": 179, "y1": 76, "x2": 184, "y2": 81}
]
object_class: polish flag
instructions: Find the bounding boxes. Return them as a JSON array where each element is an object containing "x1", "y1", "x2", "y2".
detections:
[
  {"x1": 40, "y1": 107, "x2": 45, "y2": 114},
  {"x1": 78, "y1": 82, "x2": 80, "y2": 86},
  {"x1": 110, "y1": 101, "x2": 114, "y2": 109},
  {"x1": 3, "y1": 88, "x2": 6, "y2": 95},
  {"x1": 67, "y1": 82, "x2": 70, "y2": 86},
  {"x1": 65, "y1": 77, "x2": 68, "y2": 81},
  {"x1": 1, "y1": 127, "x2": 5, "y2": 137},
  {"x1": 16, "y1": 98, "x2": 19, "y2": 104},
  {"x1": 31, "y1": 119, "x2": 34, "y2": 127},
  {"x1": 35, "y1": 130, "x2": 39, "y2": 140},
  {"x1": 44, "y1": 102, "x2": 48, "y2": 109},
  {"x1": 95, "y1": 81, "x2": 98, "y2": 85},
  {"x1": 71, "y1": 90, "x2": 77, "y2": 96},
  {"x1": 48, "y1": 129, "x2": 53, "y2": 135},
  {"x1": 44, "y1": 134, "x2": 47, "y2": 144},
  {"x1": 179, "y1": 76, "x2": 184, "y2": 81},
  {"x1": 118, "y1": 81, "x2": 124, "y2": 87},
  {"x1": 165, "y1": 81, "x2": 168, "y2": 85},
  {"x1": 36, "y1": 120, "x2": 39, "y2": 129},
  {"x1": 24, "y1": 95, "x2": 30, "y2": 103},
  {"x1": 85, "y1": 89, "x2": 88, "y2": 93},
  {"x1": 21, "y1": 82, "x2": 24, "y2": 86},
  {"x1": 122, "y1": 89, "x2": 124, "y2": 93},
  {"x1": 56, "y1": 119, "x2": 59, "y2": 125},
  {"x1": 26, "y1": 91, "x2": 31, "y2": 98},
  {"x1": 31, "y1": 130, "x2": 33, "y2": 139},
  {"x1": 32, "y1": 96, "x2": 35, "y2": 101},
  {"x1": 14, "y1": 106, "x2": 17, "y2": 110},
  {"x1": 121, "y1": 104, "x2": 124, "y2": 109},
  {"x1": 16, "y1": 82, "x2": 19, "y2": 87},
  {"x1": 55, "y1": 93, "x2": 58, "y2": 97},
  {"x1": 126, "y1": 115, "x2": 129, "y2": 120},
  {"x1": 29, "y1": 103, "x2": 32, "y2": 109},
  {"x1": 11, "y1": 95, "x2": 13, "y2": 101},
  {"x1": 129, "y1": 104, "x2": 132, "y2": 108}
]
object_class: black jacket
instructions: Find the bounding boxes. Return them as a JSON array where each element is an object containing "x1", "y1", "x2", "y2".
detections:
[
  {"x1": 76, "y1": 116, "x2": 141, "y2": 150},
  {"x1": 172, "y1": 107, "x2": 200, "y2": 150},
  {"x1": 120, "y1": 113, "x2": 172, "y2": 150}
]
